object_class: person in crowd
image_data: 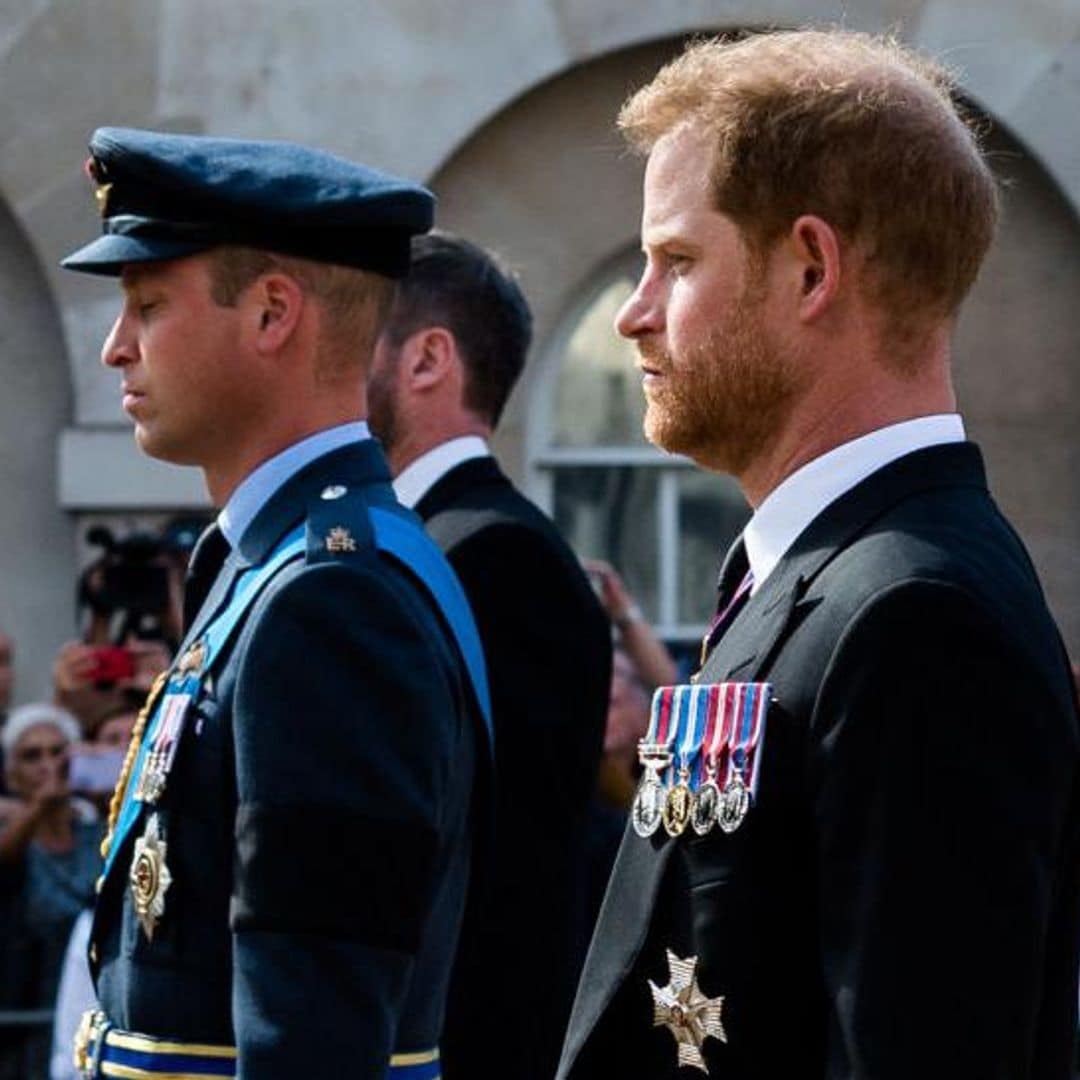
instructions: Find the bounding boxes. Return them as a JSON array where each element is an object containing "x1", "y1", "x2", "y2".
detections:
[
  {"x1": 52, "y1": 640, "x2": 167, "y2": 737},
  {"x1": 583, "y1": 558, "x2": 678, "y2": 689},
  {"x1": 367, "y1": 231, "x2": 610, "y2": 1080},
  {"x1": 50, "y1": 706, "x2": 138, "y2": 1080},
  {"x1": 0, "y1": 705, "x2": 100, "y2": 1080},
  {"x1": 559, "y1": 29, "x2": 1080, "y2": 1080},
  {"x1": 60, "y1": 127, "x2": 489, "y2": 1078}
]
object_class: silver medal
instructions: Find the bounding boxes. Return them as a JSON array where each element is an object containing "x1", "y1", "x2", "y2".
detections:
[
  {"x1": 691, "y1": 779, "x2": 721, "y2": 836},
  {"x1": 718, "y1": 770, "x2": 750, "y2": 834},
  {"x1": 632, "y1": 775, "x2": 666, "y2": 838},
  {"x1": 633, "y1": 740, "x2": 673, "y2": 839}
]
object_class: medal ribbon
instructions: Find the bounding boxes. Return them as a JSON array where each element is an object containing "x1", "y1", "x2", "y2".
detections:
[
  {"x1": 722, "y1": 682, "x2": 771, "y2": 797},
  {"x1": 644, "y1": 686, "x2": 677, "y2": 746},
  {"x1": 676, "y1": 685, "x2": 709, "y2": 782},
  {"x1": 104, "y1": 526, "x2": 306, "y2": 879},
  {"x1": 691, "y1": 684, "x2": 724, "y2": 787},
  {"x1": 664, "y1": 686, "x2": 696, "y2": 785}
]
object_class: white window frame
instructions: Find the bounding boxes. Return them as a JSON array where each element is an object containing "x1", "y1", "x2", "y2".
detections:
[{"x1": 525, "y1": 249, "x2": 715, "y2": 643}]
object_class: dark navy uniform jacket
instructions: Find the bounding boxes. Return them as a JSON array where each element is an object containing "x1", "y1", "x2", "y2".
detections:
[
  {"x1": 559, "y1": 444, "x2": 1080, "y2": 1079},
  {"x1": 89, "y1": 440, "x2": 484, "y2": 1076}
]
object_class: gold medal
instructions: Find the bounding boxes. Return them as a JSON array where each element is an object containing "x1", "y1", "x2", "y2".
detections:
[
  {"x1": 130, "y1": 814, "x2": 172, "y2": 940},
  {"x1": 649, "y1": 949, "x2": 726, "y2": 1072},
  {"x1": 662, "y1": 771, "x2": 692, "y2": 837}
]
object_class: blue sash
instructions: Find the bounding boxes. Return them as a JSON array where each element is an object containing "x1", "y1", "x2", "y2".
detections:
[
  {"x1": 105, "y1": 507, "x2": 491, "y2": 879},
  {"x1": 104, "y1": 528, "x2": 307, "y2": 877},
  {"x1": 370, "y1": 506, "x2": 492, "y2": 740}
]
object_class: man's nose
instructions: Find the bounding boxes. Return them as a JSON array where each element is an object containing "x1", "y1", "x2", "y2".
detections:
[
  {"x1": 615, "y1": 276, "x2": 663, "y2": 340},
  {"x1": 101, "y1": 310, "x2": 136, "y2": 369}
]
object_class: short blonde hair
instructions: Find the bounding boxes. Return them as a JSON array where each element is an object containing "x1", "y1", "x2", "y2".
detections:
[
  {"x1": 207, "y1": 246, "x2": 395, "y2": 376},
  {"x1": 619, "y1": 29, "x2": 999, "y2": 326}
]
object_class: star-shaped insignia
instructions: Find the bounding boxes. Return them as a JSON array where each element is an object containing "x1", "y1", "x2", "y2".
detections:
[
  {"x1": 649, "y1": 950, "x2": 726, "y2": 1072},
  {"x1": 130, "y1": 814, "x2": 172, "y2": 941}
]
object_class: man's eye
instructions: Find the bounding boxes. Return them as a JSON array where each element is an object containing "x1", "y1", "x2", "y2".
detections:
[
  {"x1": 137, "y1": 300, "x2": 160, "y2": 316},
  {"x1": 667, "y1": 255, "x2": 692, "y2": 276}
]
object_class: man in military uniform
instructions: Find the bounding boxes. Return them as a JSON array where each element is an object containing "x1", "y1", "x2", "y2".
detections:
[
  {"x1": 367, "y1": 232, "x2": 611, "y2": 1080},
  {"x1": 558, "y1": 30, "x2": 1080, "y2": 1079},
  {"x1": 62, "y1": 128, "x2": 490, "y2": 1079}
]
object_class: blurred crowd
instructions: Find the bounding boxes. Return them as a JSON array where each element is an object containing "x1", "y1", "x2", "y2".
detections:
[
  {"x1": 0, "y1": 515, "x2": 680, "y2": 1080},
  {"x1": 0, "y1": 516, "x2": 206, "y2": 1079}
]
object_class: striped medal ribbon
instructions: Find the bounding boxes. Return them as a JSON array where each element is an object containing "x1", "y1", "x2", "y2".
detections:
[
  {"x1": 690, "y1": 683, "x2": 736, "y2": 836},
  {"x1": 663, "y1": 685, "x2": 709, "y2": 837},
  {"x1": 717, "y1": 683, "x2": 770, "y2": 834}
]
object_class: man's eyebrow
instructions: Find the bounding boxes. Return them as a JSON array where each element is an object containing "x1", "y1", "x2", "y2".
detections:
[
  {"x1": 119, "y1": 267, "x2": 156, "y2": 293},
  {"x1": 642, "y1": 229, "x2": 701, "y2": 253}
]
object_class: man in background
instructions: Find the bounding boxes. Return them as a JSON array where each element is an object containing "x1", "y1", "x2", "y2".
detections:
[{"x1": 368, "y1": 232, "x2": 611, "y2": 1080}]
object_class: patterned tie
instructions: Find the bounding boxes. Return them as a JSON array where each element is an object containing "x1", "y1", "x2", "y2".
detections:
[
  {"x1": 699, "y1": 542, "x2": 754, "y2": 668},
  {"x1": 181, "y1": 523, "x2": 230, "y2": 632}
]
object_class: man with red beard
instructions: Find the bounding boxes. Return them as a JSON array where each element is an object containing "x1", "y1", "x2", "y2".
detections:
[{"x1": 558, "y1": 29, "x2": 1080, "y2": 1080}]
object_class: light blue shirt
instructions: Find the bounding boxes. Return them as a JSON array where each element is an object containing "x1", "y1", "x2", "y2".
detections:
[{"x1": 218, "y1": 421, "x2": 371, "y2": 549}]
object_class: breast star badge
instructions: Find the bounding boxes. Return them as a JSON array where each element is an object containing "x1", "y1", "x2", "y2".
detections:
[
  {"x1": 130, "y1": 813, "x2": 172, "y2": 941},
  {"x1": 649, "y1": 950, "x2": 726, "y2": 1072}
]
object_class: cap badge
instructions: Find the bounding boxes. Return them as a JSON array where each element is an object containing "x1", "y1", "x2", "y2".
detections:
[
  {"x1": 83, "y1": 157, "x2": 112, "y2": 218},
  {"x1": 649, "y1": 950, "x2": 726, "y2": 1073}
]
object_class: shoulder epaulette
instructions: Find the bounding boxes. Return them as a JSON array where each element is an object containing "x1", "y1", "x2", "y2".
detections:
[{"x1": 304, "y1": 485, "x2": 375, "y2": 564}]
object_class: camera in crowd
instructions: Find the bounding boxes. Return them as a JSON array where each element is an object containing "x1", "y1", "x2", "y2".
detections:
[{"x1": 76, "y1": 516, "x2": 209, "y2": 656}]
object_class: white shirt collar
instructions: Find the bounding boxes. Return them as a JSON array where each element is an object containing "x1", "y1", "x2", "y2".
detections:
[
  {"x1": 743, "y1": 414, "x2": 966, "y2": 591},
  {"x1": 218, "y1": 421, "x2": 371, "y2": 549},
  {"x1": 393, "y1": 435, "x2": 491, "y2": 509}
]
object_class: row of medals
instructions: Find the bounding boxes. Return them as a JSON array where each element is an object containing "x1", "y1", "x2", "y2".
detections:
[{"x1": 632, "y1": 741, "x2": 750, "y2": 839}]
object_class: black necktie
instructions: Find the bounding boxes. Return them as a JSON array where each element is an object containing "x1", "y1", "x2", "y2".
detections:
[
  {"x1": 699, "y1": 541, "x2": 754, "y2": 667},
  {"x1": 182, "y1": 523, "x2": 230, "y2": 632}
]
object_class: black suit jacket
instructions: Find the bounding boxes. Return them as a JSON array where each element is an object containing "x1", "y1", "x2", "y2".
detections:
[
  {"x1": 560, "y1": 442, "x2": 1080, "y2": 1079},
  {"x1": 415, "y1": 456, "x2": 611, "y2": 1080},
  {"x1": 90, "y1": 441, "x2": 483, "y2": 1077}
]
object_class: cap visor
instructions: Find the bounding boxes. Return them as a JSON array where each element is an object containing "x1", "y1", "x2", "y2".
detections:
[{"x1": 61, "y1": 234, "x2": 209, "y2": 276}]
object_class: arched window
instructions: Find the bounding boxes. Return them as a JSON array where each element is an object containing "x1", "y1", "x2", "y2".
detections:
[{"x1": 528, "y1": 250, "x2": 750, "y2": 643}]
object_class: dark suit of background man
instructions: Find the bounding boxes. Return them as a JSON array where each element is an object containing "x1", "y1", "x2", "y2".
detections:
[
  {"x1": 368, "y1": 232, "x2": 612, "y2": 1080},
  {"x1": 559, "y1": 29, "x2": 1080, "y2": 1080},
  {"x1": 61, "y1": 128, "x2": 488, "y2": 1079}
]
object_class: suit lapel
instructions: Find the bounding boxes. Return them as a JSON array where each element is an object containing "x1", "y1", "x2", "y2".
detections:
[
  {"x1": 177, "y1": 549, "x2": 246, "y2": 656},
  {"x1": 703, "y1": 441, "x2": 988, "y2": 682},
  {"x1": 562, "y1": 442, "x2": 990, "y2": 1073},
  {"x1": 560, "y1": 825, "x2": 677, "y2": 1073},
  {"x1": 414, "y1": 456, "x2": 504, "y2": 521}
]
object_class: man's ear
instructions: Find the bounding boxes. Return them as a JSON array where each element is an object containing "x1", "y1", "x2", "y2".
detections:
[
  {"x1": 249, "y1": 272, "x2": 305, "y2": 353},
  {"x1": 787, "y1": 215, "x2": 842, "y2": 324},
  {"x1": 401, "y1": 326, "x2": 457, "y2": 392}
]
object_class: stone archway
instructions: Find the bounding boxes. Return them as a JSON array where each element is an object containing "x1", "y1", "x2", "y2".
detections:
[{"x1": 0, "y1": 205, "x2": 75, "y2": 701}]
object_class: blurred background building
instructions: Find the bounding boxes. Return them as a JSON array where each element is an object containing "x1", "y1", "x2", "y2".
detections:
[{"x1": 2, "y1": 0, "x2": 1079, "y2": 695}]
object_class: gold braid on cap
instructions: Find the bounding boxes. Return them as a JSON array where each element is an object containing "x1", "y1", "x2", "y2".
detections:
[{"x1": 99, "y1": 671, "x2": 169, "y2": 864}]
